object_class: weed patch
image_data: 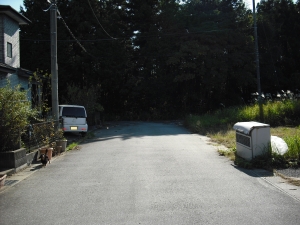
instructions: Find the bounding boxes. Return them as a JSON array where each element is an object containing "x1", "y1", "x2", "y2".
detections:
[
  {"x1": 185, "y1": 101, "x2": 300, "y2": 169},
  {"x1": 67, "y1": 142, "x2": 79, "y2": 151},
  {"x1": 66, "y1": 131, "x2": 95, "y2": 151}
]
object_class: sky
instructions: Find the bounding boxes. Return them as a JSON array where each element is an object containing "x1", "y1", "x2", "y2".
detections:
[
  {"x1": 3, "y1": 0, "x2": 258, "y2": 12},
  {"x1": 1, "y1": 0, "x2": 25, "y2": 11}
]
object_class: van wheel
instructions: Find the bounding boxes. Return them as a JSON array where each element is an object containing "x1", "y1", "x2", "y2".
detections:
[{"x1": 81, "y1": 132, "x2": 87, "y2": 137}]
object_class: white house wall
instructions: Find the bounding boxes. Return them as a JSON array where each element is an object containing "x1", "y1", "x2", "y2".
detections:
[{"x1": 3, "y1": 16, "x2": 20, "y2": 68}]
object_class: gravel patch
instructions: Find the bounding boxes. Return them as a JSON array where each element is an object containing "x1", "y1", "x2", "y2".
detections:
[{"x1": 276, "y1": 168, "x2": 300, "y2": 178}]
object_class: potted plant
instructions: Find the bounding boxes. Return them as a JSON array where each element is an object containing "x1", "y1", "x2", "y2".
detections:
[
  {"x1": 38, "y1": 133, "x2": 54, "y2": 161},
  {"x1": 55, "y1": 128, "x2": 68, "y2": 152}
]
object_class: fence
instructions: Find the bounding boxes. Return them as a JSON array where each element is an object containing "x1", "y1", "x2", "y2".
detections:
[{"x1": 22, "y1": 120, "x2": 63, "y2": 153}]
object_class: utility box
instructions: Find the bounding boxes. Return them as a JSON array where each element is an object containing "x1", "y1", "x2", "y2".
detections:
[{"x1": 233, "y1": 122, "x2": 270, "y2": 161}]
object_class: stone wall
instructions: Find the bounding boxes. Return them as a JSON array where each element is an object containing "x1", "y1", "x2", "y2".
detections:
[
  {"x1": 0, "y1": 148, "x2": 27, "y2": 169},
  {"x1": 0, "y1": 148, "x2": 38, "y2": 173}
]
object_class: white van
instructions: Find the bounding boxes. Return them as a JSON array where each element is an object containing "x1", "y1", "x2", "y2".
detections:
[{"x1": 59, "y1": 105, "x2": 88, "y2": 136}]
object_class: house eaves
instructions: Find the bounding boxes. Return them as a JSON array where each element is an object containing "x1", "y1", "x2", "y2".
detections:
[
  {"x1": 0, "y1": 5, "x2": 31, "y2": 25},
  {"x1": 0, "y1": 62, "x2": 16, "y2": 73},
  {"x1": 17, "y1": 67, "x2": 33, "y2": 79}
]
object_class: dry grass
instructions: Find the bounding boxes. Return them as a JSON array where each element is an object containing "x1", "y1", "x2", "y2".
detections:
[
  {"x1": 275, "y1": 171, "x2": 300, "y2": 187},
  {"x1": 208, "y1": 129, "x2": 236, "y2": 149}
]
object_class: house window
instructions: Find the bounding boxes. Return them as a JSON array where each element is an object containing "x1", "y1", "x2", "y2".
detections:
[{"x1": 7, "y1": 42, "x2": 12, "y2": 58}]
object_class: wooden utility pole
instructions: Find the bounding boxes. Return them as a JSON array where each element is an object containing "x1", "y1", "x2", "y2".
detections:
[
  {"x1": 50, "y1": 0, "x2": 59, "y2": 121},
  {"x1": 252, "y1": 0, "x2": 264, "y2": 121}
]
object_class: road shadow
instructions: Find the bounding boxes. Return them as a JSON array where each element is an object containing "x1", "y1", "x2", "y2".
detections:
[
  {"x1": 81, "y1": 121, "x2": 190, "y2": 143},
  {"x1": 30, "y1": 163, "x2": 44, "y2": 171},
  {"x1": 232, "y1": 165, "x2": 274, "y2": 177}
]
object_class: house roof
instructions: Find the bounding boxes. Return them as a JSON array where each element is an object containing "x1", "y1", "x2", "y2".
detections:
[
  {"x1": 0, "y1": 62, "x2": 16, "y2": 73},
  {"x1": 0, "y1": 5, "x2": 31, "y2": 25},
  {"x1": 17, "y1": 67, "x2": 34, "y2": 78}
]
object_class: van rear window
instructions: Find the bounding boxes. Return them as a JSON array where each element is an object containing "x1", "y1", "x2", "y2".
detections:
[{"x1": 62, "y1": 107, "x2": 86, "y2": 118}]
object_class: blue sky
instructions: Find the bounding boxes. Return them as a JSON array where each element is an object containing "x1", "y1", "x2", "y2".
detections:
[
  {"x1": 3, "y1": 0, "x2": 258, "y2": 12},
  {"x1": 1, "y1": 0, "x2": 24, "y2": 11}
]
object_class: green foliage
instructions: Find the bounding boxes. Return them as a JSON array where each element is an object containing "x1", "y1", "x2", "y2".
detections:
[
  {"x1": 186, "y1": 100, "x2": 300, "y2": 133},
  {"x1": 67, "y1": 142, "x2": 79, "y2": 151},
  {"x1": 42, "y1": 121, "x2": 64, "y2": 145},
  {"x1": 235, "y1": 142, "x2": 299, "y2": 170},
  {"x1": 218, "y1": 147, "x2": 236, "y2": 161},
  {"x1": 234, "y1": 156, "x2": 253, "y2": 169},
  {"x1": 186, "y1": 100, "x2": 300, "y2": 168},
  {"x1": 251, "y1": 144, "x2": 273, "y2": 169},
  {"x1": 29, "y1": 69, "x2": 52, "y2": 116},
  {"x1": 0, "y1": 83, "x2": 38, "y2": 151},
  {"x1": 284, "y1": 135, "x2": 300, "y2": 161}
]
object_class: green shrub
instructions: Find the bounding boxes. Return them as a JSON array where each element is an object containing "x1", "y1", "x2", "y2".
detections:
[{"x1": 0, "y1": 83, "x2": 38, "y2": 151}]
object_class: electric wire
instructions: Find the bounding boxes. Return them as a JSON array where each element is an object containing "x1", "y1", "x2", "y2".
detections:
[
  {"x1": 56, "y1": 6, "x2": 100, "y2": 59},
  {"x1": 21, "y1": 26, "x2": 253, "y2": 43},
  {"x1": 56, "y1": 9, "x2": 87, "y2": 52},
  {"x1": 87, "y1": 0, "x2": 117, "y2": 40}
]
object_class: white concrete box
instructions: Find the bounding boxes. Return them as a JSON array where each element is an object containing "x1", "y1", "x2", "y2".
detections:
[{"x1": 233, "y1": 121, "x2": 270, "y2": 161}]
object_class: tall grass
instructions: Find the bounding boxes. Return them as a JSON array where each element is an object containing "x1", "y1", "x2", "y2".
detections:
[
  {"x1": 284, "y1": 135, "x2": 300, "y2": 160},
  {"x1": 185, "y1": 100, "x2": 300, "y2": 168},
  {"x1": 185, "y1": 100, "x2": 300, "y2": 132}
]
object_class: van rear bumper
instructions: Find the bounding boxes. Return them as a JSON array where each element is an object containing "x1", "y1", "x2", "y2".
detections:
[{"x1": 63, "y1": 124, "x2": 88, "y2": 132}]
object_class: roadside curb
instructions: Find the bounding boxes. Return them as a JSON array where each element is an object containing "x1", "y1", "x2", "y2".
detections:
[
  {"x1": 255, "y1": 170, "x2": 300, "y2": 203},
  {"x1": 210, "y1": 141, "x2": 300, "y2": 202},
  {"x1": 0, "y1": 153, "x2": 64, "y2": 194},
  {"x1": 0, "y1": 127, "x2": 99, "y2": 194}
]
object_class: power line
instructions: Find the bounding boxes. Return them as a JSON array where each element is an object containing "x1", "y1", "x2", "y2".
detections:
[
  {"x1": 87, "y1": 0, "x2": 116, "y2": 40},
  {"x1": 56, "y1": 7, "x2": 100, "y2": 59},
  {"x1": 56, "y1": 9, "x2": 87, "y2": 52},
  {"x1": 21, "y1": 26, "x2": 252, "y2": 43}
]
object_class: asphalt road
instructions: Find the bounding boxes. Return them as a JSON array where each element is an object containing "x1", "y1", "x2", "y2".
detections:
[{"x1": 1, "y1": 121, "x2": 300, "y2": 225}]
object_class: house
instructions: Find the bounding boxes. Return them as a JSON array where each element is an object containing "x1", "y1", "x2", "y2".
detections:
[{"x1": 0, "y1": 5, "x2": 39, "y2": 104}]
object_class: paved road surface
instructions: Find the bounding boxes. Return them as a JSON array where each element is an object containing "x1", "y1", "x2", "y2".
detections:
[{"x1": 0, "y1": 122, "x2": 300, "y2": 225}]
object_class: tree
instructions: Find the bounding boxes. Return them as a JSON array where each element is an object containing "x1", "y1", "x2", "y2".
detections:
[
  {"x1": 257, "y1": 0, "x2": 300, "y2": 92},
  {"x1": 20, "y1": 0, "x2": 283, "y2": 119}
]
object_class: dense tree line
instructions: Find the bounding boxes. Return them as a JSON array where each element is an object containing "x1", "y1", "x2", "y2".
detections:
[{"x1": 19, "y1": 0, "x2": 300, "y2": 120}]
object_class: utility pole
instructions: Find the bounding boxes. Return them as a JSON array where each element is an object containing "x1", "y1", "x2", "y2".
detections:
[
  {"x1": 252, "y1": 0, "x2": 264, "y2": 121},
  {"x1": 50, "y1": 0, "x2": 59, "y2": 122}
]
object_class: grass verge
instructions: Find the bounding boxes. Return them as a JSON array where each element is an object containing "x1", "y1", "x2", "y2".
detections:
[
  {"x1": 66, "y1": 131, "x2": 96, "y2": 151},
  {"x1": 185, "y1": 101, "x2": 300, "y2": 171}
]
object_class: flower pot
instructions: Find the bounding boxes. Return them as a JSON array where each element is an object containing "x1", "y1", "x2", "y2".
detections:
[
  {"x1": 38, "y1": 147, "x2": 53, "y2": 161},
  {"x1": 55, "y1": 146, "x2": 62, "y2": 155},
  {"x1": 56, "y1": 140, "x2": 67, "y2": 152},
  {"x1": 0, "y1": 174, "x2": 7, "y2": 189}
]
